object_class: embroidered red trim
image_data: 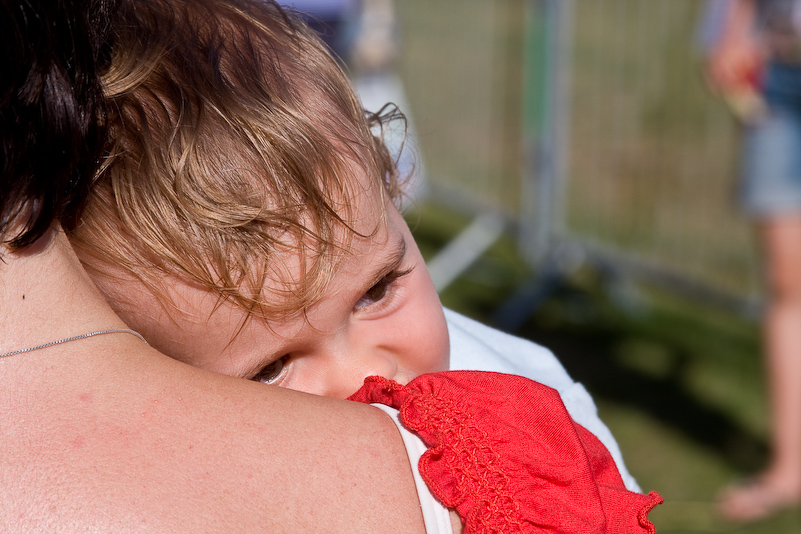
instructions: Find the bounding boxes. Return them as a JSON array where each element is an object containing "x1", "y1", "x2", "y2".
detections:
[{"x1": 349, "y1": 372, "x2": 663, "y2": 534}]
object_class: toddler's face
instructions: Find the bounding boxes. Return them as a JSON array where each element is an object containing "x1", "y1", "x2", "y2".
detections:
[{"x1": 99, "y1": 175, "x2": 450, "y2": 399}]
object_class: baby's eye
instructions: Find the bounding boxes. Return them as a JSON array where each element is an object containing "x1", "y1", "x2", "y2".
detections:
[
  {"x1": 252, "y1": 356, "x2": 286, "y2": 384},
  {"x1": 354, "y1": 268, "x2": 411, "y2": 311},
  {"x1": 358, "y1": 279, "x2": 390, "y2": 308}
]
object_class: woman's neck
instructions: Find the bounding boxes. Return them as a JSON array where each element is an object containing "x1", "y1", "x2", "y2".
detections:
[{"x1": 0, "y1": 228, "x2": 127, "y2": 355}]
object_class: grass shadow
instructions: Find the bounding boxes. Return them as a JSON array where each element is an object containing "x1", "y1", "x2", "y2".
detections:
[{"x1": 516, "y1": 309, "x2": 768, "y2": 474}]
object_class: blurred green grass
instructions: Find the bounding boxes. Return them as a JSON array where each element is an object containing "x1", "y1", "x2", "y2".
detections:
[
  {"x1": 408, "y1": 203, "x2": 801, "y2": 533},
  {"x1": 396, "y1": 0, "x2": 799, "y2": 530},
  {"x1": 398, "y1": 0, "x2": 760, "y2": 302}
]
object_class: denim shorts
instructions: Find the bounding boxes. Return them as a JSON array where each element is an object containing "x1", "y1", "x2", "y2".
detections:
[{"x1": 741, "y1": 62, "x2": 801, "y2": 216}]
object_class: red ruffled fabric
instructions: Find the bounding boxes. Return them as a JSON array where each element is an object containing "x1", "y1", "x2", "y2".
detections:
[{"x1": 349, "y1": 371, "x2": 662, "y2": 534}]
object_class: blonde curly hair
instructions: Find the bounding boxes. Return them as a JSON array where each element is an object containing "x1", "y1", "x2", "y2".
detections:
[{"x1": 70, "y1": 0, "x2": 406, "y2": 321}]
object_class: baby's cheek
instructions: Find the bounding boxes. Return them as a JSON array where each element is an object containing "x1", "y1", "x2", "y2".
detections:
[{"x1": 430, "y1": 310, "x2": 451, "y2": 372}]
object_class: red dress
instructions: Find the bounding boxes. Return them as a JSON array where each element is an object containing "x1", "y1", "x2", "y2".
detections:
[{"x1": 349, "y1": 371, "x2": 662, "y2": 534}]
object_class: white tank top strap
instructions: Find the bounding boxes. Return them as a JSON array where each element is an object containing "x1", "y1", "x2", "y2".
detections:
[{"x1": 371, "y1": 403, "x2": 453, "y2": 534}]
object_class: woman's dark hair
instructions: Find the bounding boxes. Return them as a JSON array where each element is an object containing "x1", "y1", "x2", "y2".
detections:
[{"x1": 1, "y1": 0, "x2": 113, "y2": 250}]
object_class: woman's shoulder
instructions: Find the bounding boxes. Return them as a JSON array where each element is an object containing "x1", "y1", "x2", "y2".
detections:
[{"x1": 0, "y1": 347, "x2": 427, "y2": 533}]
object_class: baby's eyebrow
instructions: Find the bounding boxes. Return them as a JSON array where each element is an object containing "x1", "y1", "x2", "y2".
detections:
[{"x1": 364, "y1": 235, "x2": 407, "y2": 289}]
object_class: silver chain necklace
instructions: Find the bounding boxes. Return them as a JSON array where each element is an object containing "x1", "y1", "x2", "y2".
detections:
[{"x1": 0, "y1": 328, "x2": 148, "y2": 359}]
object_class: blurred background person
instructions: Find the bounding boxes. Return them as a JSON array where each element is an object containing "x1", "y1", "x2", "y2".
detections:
[
  {"x1": 278, "y1": 0, "x2": 359, "y2": 59},
  {"x1": 702, "y1": 0, "x2": 801, "y2": 522}
]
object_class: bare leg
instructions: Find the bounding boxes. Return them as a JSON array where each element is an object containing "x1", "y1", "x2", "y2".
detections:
[
  {"x1": 720, "y1": 215, "x2": 801, "y2": 521},
  {"x1": 761, "y1": 216, "x2": 801, "y2": 489}
]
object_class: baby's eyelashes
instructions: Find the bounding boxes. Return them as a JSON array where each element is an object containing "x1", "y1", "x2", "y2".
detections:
[{"x1": 353, "y1": 267, "x2": 412, "y2": 312}]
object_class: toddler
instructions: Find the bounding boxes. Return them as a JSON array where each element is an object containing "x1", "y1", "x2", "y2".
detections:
[
  {"x1": 70, "y1": 1, "x2": 661, "y2": 530},
  {"x1": 71, "y1": 0, "x2": 448, "y2": 400}
]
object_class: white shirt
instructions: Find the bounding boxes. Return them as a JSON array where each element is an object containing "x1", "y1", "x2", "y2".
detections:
[{"x1": 445, "y1": 308, "x2": 641, "y2": 492}]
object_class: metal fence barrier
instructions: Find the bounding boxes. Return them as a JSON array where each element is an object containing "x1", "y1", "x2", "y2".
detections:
[{"x1": 396, "y1": 0, "x2": 763, "y2": 321}]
